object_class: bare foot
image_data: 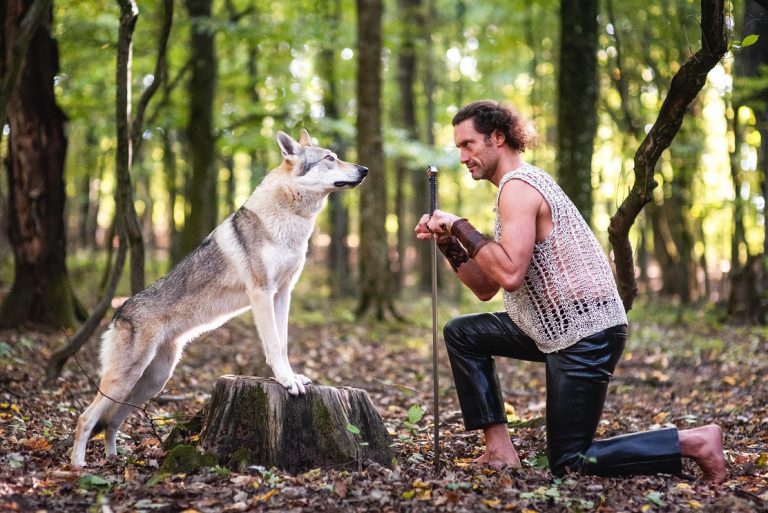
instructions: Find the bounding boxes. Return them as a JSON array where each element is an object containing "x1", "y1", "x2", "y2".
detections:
[
  {"x1": 472, "y1": 450, "x2": 521, "y2": 469},
  {"x1": 473, "y1": 423, "x2": 522, "y2": 468},
  {"x1": 679, "y1": 424, "x2": 726, "y2": 483}
]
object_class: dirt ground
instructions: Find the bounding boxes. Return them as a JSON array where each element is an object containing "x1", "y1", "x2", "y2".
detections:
[{"x1": 0, "y1": 295, "x2": 766, "y2": 512}]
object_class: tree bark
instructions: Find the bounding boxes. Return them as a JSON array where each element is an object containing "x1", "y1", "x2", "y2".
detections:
[
  {"x1": 734, "y1": 0, "x2": 768, "y2": 323},
  {"x1": 0, "y1": 0, "x2": 52, "y2": 127},
  {"x1": 0, "y1": 0, "x2": 80, "y2": 329},
  {"x1": 180, "y1": 0, "x2": 218, "y2": 259},
  {"x1": 45, "y1": 0, "x2": 172, "y2": 380},
  {"x1": 557, "y1": 0, "x2": 599, "y2": 225},
  {"x1": 608, "y1": 0, "x2": 727, "y2": 312},
  {"x1": 199, "y1": 375, "x2": 395, "y2": 473},
  {"x1": 356, "y1": 0, "x2": 397, "y2": 319},
  {"x1": 319, "y1": 0, "x2": 353, "y2": 298},
  {"x1": 394, "y1": 0, "x2": 421, "y2": 293}
]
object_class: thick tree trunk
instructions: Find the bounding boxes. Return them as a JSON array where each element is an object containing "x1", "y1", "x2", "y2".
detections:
[
  {"x1": 557, "y1": 0, "x2": 599, "y2": 225},
  {"x1": 733, "y1": 0, "x2": 768, "y2": 323},
  {"x1": 356, "y1": 0, "x2": 397, "y2": 319},
  {"x1": 199, "y1": 376, "x2": 395, "y2": 473},
  {"x1": 0, "y1": 0, "x2": 79, "y2": 329},
  {"x1": 180, "y1": 0, "x2": 218, "y2": 258}
]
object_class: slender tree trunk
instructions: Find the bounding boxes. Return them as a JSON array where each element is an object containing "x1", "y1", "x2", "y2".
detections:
[
  {"x1": 320, "y1": 0, "x2": 352, "y2": 298},
  {"x1": 180, "y1": 0, "x2": 218, "y2": 258},
  {"x1": 666, "y1": 122, "x2": 702, "y2": 304},
  {"x1": 355, "y1": 0, "x2": 396, "y2": 319},
  {"x1": 45, "y1": 0, "x2": 140, "y2": 381},
  {"x1": 0, "y1": 0, "x2": 80, "y2": 329},
  {"x1": 727, "y1": 96, "x2": 747, "y2": 273},
  {"x1": 163, "y1": 128, "x2": 181, "y2": 265},
  {"x1": 650, "y1": 202, "x2": 678, "y2": 296},
  {"x1": 394, "y1": 0, "x2": 421, "y2": 293},
  {"x1": 557, "y1": 0, "x2": 599, "y2": 224},
  {"x1": 46, "y1": 0, "x2": 172, "y2": 380},
  {"x1": 608, "y1": 0, "x2": 727, "y2": 312},
  {"x1": 411, "y1": 0, "x2": 436, "y2": 292}
]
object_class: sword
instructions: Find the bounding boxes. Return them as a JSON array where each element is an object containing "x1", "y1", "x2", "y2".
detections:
[{"x1": 427, "y1": 164, "x2": 440, "y2": 474}]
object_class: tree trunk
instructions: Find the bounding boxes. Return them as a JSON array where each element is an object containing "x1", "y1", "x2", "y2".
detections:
[
  {"x1": 557, "y1": 0, "x2": 599, "y2": 225},
  {"x1": 356, "y1": 0, "x2": 396, "y2": 319},
  {"x1": 418, "y1": 0, "x2": 438, "y2": 293},
  {"x1": 180, "y1": 0, "x2": 218, "y2": 258},
  {"x1": 394, "y1": 0, "x2": 421, "y2": 293},
  {"x1": 199, "y1": 375, "x2": 394, "y2": 473},
  {"x1": 45, "y1": 0, "x2": 171, "y2": 381},
  {"x1": 735, "y1": 0, "x2": 768, "y2": 323},
  {"x1": 162, "y1": 129, "x2": 181, "y2": 265},
  {"x1": 0, "y1": 0, "x2": 79, "y2": 329},
  {"x1": 319, "y1": 0, "x2": 353, "y2": 298},
  {"x1": 608, "y1": 0, "x2": 727, "y2": 312}
]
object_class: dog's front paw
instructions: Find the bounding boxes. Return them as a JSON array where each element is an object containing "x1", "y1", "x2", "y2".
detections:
[
  {"x1": 295, "y1": 374, "x2": 312, "y2": 386},
  {"x1": 275, "y1": 374, "x2": 308, "y2": 395}
]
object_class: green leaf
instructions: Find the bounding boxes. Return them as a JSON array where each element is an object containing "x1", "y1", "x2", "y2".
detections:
[
  {"x1": 645, "y1": 491, "x2": 664, "y2": 507},
  {"x1": 146, "y1": 472, "x2": 171, "y2": 487},
  {"x1": 522, "y1": 453, "x2": 549, "y2": 469},
  {"x1": 346, "y1": 423, "x2": 361, "y2": 435},
  {"x1": 210, "y1": 465, "x2": 230, "y2": 476},
  {"x1": 78, "y1": 474, "x2": 112, "y2": 492},
  {"x1": 407, "y1": 404, "x2": 424, "y2": 424},
  {"x1": 742, "y1": 34, "x2": 759, "y2": 48}
]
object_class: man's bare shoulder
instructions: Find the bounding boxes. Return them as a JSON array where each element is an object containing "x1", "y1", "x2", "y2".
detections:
[{"x1": 498, "y1": 177, "x2": 545, "y2": 212}]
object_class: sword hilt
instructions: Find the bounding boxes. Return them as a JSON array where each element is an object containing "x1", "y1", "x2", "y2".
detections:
[{"x1": 427, "y1": 165, "x2": 438, "y2": 214}]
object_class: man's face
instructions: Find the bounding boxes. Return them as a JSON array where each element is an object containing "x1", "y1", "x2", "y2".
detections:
[{"x1": 453, "y1": 119, "x2": 498, "y2": 181}]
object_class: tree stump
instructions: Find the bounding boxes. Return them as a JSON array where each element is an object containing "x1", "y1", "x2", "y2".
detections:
[{"x1": 199, "y1": 375, "x2": 394, "y2": 473}]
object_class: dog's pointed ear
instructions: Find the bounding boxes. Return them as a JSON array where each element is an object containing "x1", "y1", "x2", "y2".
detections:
[
  {"x1": 276, "y1": 131, "x2": 302, "y2": 158},
  {"x1": 299, "y1": 129, "x2": 311, "y2": 147}
]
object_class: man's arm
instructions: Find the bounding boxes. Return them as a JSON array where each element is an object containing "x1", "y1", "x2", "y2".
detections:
[
  {"x1": 471, "y1": 180, "x2": 540, "y2": 292},
  {"x1": 417, "y1": 179, "x2": 544, "y2": 300}
]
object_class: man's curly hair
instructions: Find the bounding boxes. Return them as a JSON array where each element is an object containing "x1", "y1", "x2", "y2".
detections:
[{"x1": 452, "y1": 100, "x2": 538, "y2": 153}]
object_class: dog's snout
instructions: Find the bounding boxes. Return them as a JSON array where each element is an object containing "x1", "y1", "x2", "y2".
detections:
[{"x1": 357, "y1": 165, "x2": 368, "y2": 177}]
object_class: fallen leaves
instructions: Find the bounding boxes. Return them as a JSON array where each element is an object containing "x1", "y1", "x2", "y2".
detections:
[{"x1": 1, "y1": 300, "x2": 767, "y2": 512}]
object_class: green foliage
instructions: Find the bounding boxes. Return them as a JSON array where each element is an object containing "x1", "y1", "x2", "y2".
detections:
[
  {"x1": 732, "y1": 34, "x2": 760, "y2": 49},
  {"x1": 645, "y1": 490, "x2": 665, "y2": 507},
  {"x1": 1, "y1": 0, "x2": 759, "y2": 328},
  {"x1": 522, "y1": 453, "x2": 549, "y2": 469},
  {"x1": 78, "y1": 474, "x2": 112, "y2": 493},
  {"x1": 159, "y1": 444, "x2": 217, "y2": 475},
  {"x1": 403, "y1": 403, "x2": 424, "y2": 436}
]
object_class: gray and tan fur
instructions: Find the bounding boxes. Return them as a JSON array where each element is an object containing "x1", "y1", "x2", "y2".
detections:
[{"x1": 71, "y1": 129, "x2": 367, "y2": 467}]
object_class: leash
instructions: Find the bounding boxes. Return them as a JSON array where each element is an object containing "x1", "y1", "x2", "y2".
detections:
[{"x1": 427, "y1": 164, "x2": 440, "y2": 474}]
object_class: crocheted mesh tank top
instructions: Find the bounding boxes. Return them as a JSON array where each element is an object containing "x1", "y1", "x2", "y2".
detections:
[{"x1": 495, "y1": 165, "x2": 627, "y2": 352}]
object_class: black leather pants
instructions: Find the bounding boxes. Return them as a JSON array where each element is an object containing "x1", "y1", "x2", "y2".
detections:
[{"x1": 443, "y1": 312, "x2": 682, "y2": 477}]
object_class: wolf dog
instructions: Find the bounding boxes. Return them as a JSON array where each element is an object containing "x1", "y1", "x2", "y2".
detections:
[{"x1": 70, "y1": 129, "x2": 367, "y2": 467}]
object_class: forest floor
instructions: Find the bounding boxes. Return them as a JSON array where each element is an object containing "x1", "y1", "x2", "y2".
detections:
[{"x1": 0, "y1": 271, "x2": 767, "y2": 512}]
